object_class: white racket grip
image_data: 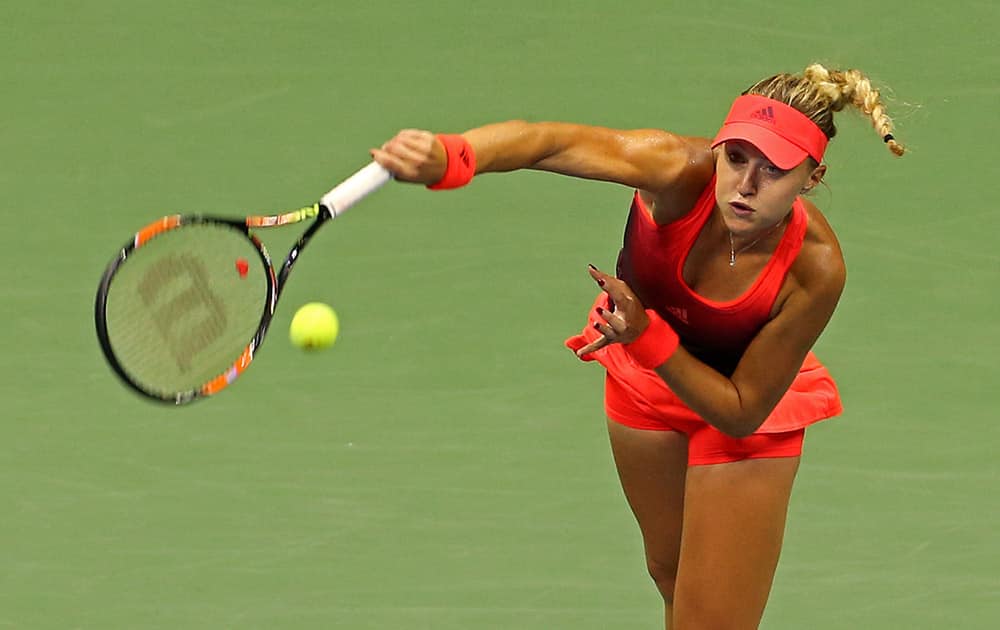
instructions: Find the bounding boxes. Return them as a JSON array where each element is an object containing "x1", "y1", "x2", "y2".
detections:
[{"x1": 320, "y1": 162, "x2": 393, "y2": 217}]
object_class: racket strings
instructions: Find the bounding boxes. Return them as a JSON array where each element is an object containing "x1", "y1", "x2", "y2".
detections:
[
  {"x1": 104, "y1": 223, "x2": 266, "y2": 395},
  {"x1": 137, "y1": 253, "x2": 234, "y2": 371}
]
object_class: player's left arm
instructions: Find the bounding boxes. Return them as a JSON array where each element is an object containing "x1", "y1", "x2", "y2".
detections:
[
  {"x1": 584, "y1": 234, "x2": 845, "y2": 438},
  {"x1": 657, "y1": 252, "x2": 845, "y2": 437}
]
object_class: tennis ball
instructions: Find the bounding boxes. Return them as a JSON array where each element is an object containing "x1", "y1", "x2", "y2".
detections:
[{"x1": 289, "y1": 302, "x2": 339, "y2": 350}]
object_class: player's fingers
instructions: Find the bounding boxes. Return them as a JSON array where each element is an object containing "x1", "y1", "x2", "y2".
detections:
[
  {"x1": 383, "y1": 135, "x2": 430, "y2": 163},
  {"x1": 585, "y1": 264, "x2": 649, "y2": 344},
  {"x1": 589, "y1": 264, "x2": 636, "y2": 304},
  {"x1": 589, "y1": 264, "x2": 647, "y2": 312},
  {"x1": 370, "y1": 148, "x2": 421, "y2": 182},
  {"x1": 575, "y1": 333, "x2": 612, "y2": 357},
  {"x1": 397, "y1": 129, "x2": 437, "y2": 153},
  {"x1": 375, "y1": 130, "x2": 447, "y2": 185},
  {"x1": 594, "y1": 305, "x2": 627, "y2": 335},
  {"x1": 370, "y1": 147, "x2": 397, "y2": 170}
]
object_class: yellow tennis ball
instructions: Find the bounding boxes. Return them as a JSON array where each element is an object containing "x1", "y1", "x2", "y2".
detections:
[{"x1": 289, "y1": 302, "x2": 339, "y2": 350}]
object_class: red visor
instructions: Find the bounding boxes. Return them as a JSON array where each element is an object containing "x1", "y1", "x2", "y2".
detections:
[{"x1": 712, "y1": 95, "x2": 828, "y2": 169}]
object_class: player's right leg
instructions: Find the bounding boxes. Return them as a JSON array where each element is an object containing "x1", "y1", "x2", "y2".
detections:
[{"x1": 606, "y1": 418, "x2": 689, "y2": 628}]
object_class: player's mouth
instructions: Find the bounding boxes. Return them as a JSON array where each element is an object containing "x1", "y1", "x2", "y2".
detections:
[{"x1": 729, "y1": 201, "x2": 756, "y2": 217}]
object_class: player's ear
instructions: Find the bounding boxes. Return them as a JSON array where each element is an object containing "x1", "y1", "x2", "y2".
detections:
[{"x1": 807, "y1": 163, "x2": 826, "y2": 190}]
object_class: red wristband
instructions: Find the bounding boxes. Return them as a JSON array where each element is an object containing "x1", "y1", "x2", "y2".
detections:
[
  {"x1": 624, "y1": 310, "x2": 680, "y2": 369},
  {"x1": 427, "y1": 134, "x2": 476, "y2": 190}
]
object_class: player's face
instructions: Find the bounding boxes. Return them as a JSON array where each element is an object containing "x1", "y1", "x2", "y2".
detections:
[{"x1": 714, "y1": 140, "x2": 824, "y2": 235}]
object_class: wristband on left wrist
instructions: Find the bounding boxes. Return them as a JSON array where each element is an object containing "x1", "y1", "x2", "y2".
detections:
[{"x1": 624, "y1": 310, "x2": 679, "y2": 369}]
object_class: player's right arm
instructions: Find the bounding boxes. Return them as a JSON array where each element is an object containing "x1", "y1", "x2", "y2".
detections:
[{"x1": 370, "y1": 122, "x2": 714, "y2": 218}]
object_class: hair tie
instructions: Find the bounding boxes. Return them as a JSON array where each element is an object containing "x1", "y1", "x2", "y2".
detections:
[{"x1": 882, "y1": 133, "x2": 895, "y2": 143}]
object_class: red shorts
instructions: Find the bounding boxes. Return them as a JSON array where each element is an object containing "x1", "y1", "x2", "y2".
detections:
[{"x1": 605, "y1": 371, "x2": 805, "y2": 466}]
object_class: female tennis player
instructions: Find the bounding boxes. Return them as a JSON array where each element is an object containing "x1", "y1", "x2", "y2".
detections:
[{"x1": 371, "y1": 63, "x2": 903, "y2": 629}]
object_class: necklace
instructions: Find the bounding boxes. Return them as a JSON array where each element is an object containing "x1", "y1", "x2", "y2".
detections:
[{"x1": 728, "y1": 217, "x2": 786, "y2": 267}]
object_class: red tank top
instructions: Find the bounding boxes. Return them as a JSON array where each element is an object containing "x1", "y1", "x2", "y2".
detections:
[{"x1": 616, "y1": 177, "x2": 807, "y2": 375}]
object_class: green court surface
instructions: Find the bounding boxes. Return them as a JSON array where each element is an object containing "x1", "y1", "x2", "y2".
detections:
[{"x1": 2, "y1": 2, "x2": 997, "y2": 628}]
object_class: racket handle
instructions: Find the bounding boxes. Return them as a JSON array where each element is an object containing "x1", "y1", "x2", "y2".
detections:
[{"x1": 320, "y1": 162, "x2": 393, "y2": 217}]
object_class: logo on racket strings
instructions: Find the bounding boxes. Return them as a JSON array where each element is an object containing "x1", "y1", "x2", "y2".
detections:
[{"x1": 138, "y1": 254, "x2": 227, "y2": 373}]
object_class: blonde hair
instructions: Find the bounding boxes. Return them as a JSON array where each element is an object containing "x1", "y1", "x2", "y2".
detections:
[{"x1": 744, "y1": 63, "x2": 905, "y2": 158}]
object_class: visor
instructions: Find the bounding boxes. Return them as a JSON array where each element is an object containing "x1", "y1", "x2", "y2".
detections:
[{"x1": 711, "y1": 94, "x2": 828, "y2": 169}]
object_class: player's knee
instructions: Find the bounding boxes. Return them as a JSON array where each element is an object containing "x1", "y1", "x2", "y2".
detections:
[{"x1": 646, "y1": 557, "x2": 678, "y2": 603}]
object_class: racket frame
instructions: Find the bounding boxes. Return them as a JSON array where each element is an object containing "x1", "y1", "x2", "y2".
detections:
[
  {"x1": 94, "y1": 162, "x2": 390, "y2": 404},
  {"x1": 94, "y1": 215, "x2": 281, "y2": 405}
]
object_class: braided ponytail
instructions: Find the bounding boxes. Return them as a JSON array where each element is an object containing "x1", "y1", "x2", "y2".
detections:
[{"x1": 745, "y1": 64, "x2": 905, "y2": 158}]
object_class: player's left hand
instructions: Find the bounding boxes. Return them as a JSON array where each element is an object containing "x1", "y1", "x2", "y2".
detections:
[{"x1": 573, "y1": 265, "x2": 650, "y2": 357}]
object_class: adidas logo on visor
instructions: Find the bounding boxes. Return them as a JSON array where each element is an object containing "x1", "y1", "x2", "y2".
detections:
[{"x1": 750, "y1": 106, "x2": 776, "y2": 123}]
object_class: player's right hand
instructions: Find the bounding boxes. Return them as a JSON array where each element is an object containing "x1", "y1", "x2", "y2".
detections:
[{"x1": 371, "y1": 129, "x2": 447, "y2": 185}]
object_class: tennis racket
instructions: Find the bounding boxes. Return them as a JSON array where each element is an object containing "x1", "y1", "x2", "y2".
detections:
[{"x1": 94, "y1": 161, "x2": 392, "y2": 405}]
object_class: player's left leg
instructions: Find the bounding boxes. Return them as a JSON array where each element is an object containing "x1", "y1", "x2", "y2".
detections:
[{"x1": 671, "y1": 455, "x2": 801, "y2": 629}]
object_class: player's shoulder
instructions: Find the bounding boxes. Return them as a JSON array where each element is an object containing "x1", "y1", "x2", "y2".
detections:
[
  {"x1": 631, "y1": 133, "x2": 715, "y2": 222},
  {"x1": 792, "y1": 196, "x2": 846, "y2": 293},
  {"x1": 626, "y1": 131, "x2": 714, "y2": 179}
]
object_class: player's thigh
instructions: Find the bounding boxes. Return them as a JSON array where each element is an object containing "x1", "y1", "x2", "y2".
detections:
[
  {"x1": 673, "y1": 456, "x2": 800, "y2": 629},
  {"x1": 606, "y1": 420, "x2": 689, "y2": 569}
]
